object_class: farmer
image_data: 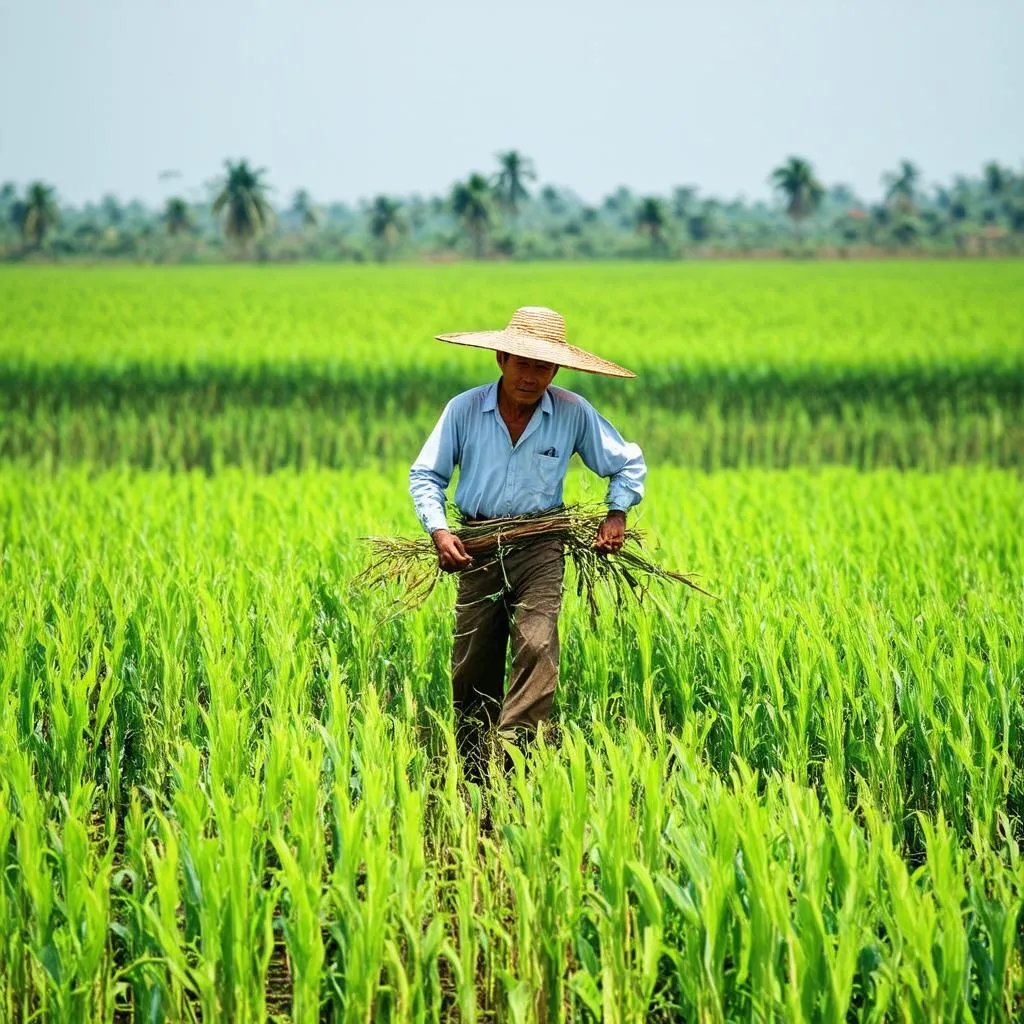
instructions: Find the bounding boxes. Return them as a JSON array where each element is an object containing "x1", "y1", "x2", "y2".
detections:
[{"x1": 409, "y1": 306, "x2": 646, "y2": 772}]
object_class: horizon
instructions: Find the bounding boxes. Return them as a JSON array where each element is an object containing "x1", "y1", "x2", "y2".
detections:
[{"x1": 2, "y1": 153, "x2": 1019, "y2": 215}]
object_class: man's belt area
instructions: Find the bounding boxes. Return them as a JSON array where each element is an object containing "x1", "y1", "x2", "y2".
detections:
[
  {"x1": 456, "y1": 507, "x2": 567, "y2": 561},
  {"x1": 459, "y1": 504, "x2": 565, "y2": 525}
]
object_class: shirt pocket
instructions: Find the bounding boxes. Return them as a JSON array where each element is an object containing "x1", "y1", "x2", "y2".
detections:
[{"x1": 532, "y1": 452, "x2": 562, "y2": 495}]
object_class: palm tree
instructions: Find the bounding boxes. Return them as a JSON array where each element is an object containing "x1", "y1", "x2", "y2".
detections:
[
  {"x1": 983, "y1": 162, "x2": 1010, "y2": 200},
  {"x1": 290, "y1": 189, "x2": 319, "y2": 231},
  {"x1": 212, "y1": 159, "x2": 273, "y2": 249},
  {"x1": 493, "y1": 151, "x2": 536, "y2": 225},
  {"x1": 883, "y1": 160, "x2": 920, "y2": 214},
  {"x1": 14, "y1": 182, "x2": 59, "y2": 249},
  {"x1": 451, "y1": 174, "x2": 492, "y2": 259},
  {"x1": 368, "y1": 196, "x2": 404, "y2": 261},
  {"x1": 636, "y1": 197, "x2": 668, "y2": 251},
  {"x1": 687, "y1": 199, "x2": 719, "y2": 244},
  {"x1": 163, "y1": 197, "x2": 191, "y2": 236},
  {"x1": 982, "y1": 162, "x2": 1014, "y2": 226},
  {"x1": 770, "y1": 157, "x2": 824, "y2": 241}
]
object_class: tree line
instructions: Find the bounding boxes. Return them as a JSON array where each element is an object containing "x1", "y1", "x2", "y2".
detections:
[{"x1": 2, "y1": 152, "x2": 1022, "y2": 263}]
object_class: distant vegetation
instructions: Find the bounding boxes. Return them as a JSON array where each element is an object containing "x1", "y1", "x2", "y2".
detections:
[{"x1": 1, "y1": 152, "x2": 1023, "y2": 262}]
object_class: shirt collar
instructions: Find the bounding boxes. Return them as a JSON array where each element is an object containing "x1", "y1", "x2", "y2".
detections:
[{"x1": 483, "y1": 380, "x2": 554, "y2": 416}]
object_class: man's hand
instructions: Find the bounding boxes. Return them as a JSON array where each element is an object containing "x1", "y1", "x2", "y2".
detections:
[
  {"x1": 432, "y1": 528, "x2": 474, "y2": 572},
  {"x1": 594, "y1": 511, "x2": 626, "y2": 554}
]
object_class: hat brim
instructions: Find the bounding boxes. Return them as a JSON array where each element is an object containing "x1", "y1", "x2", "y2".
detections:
[{"x1": 435, "y1": 329, "x2": 635, "y2": 379}]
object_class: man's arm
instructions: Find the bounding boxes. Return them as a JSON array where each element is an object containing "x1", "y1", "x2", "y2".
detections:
[
  {"x1": 574, "y1": 398, "x2": 647, "y2": 553},
  {"x1": 409, "y1": 400, "x2": 473, "y2": 571}
]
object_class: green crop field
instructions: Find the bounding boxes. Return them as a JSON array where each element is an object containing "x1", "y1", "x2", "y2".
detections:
[
  {"x1": 1, "y1": 262, "x2": 1022, "y2": 470},
  {"x1": 0, "y1": 262, "x2": 1022, "y2": 1022}
]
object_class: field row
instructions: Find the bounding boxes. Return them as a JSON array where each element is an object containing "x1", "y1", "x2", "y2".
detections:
[
  {"x1": 1, "y1": 466, "x2": 1021, "y2": 1020},
  {"x1": 2, "y1": 262, "x2": 1022, "y2": 370},
  {"x1": 3, "y1": 262, "x2": 1020, "y2": 470},
  {"x1": 3, "y1": 399, "x2": 1020, "y2": 471}
]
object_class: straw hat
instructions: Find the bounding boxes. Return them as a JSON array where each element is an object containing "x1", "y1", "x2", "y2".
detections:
[{"x1": 435, "y1": 306, "x2": 635, "y2": 378}]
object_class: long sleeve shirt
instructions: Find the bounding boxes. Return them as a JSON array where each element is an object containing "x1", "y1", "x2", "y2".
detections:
[{"x1": 409, "y1": 381, "x2": 647, "y2": 534}]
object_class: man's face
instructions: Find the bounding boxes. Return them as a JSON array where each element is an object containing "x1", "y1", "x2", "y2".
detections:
[{"x1": 497, "y1": 352, "x2": 558, "y2": 404}]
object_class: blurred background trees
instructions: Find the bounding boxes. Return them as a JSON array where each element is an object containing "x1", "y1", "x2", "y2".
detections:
[
  {"x1": 289, "y1": 190, "x2": 320, "y2": 233},
  {"x1": 12, "y1": 182, "x2": 60, "y2": 249},
  {"x1": 2, "y1": 152, "x2": 1021, "y2": 263},
  {"x1": 493, "y1": 150, "x2": 536, "y2": 232},
  {"x1": 771, "y1": 157, "x2": 825, "y2": 246},
  {"x1": 368, "y1": 196, "x2": 404, "y2": 262},
  {"x1": 451, "y1": 174, "x2": 493, "y2": 258},
  {"x1": 212, "y1": 160, "x2": 274, "y2": 252},
  {"x1": 162, "y1": 198, "x2": 192, "y2": 236}
]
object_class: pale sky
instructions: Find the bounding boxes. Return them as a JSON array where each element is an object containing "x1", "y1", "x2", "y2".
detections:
[{"x1": 1, "y1": 0, "x2": 1021, "y2": 208}]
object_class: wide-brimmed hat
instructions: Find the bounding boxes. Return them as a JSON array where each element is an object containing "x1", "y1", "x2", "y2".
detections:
[{"x1": 435, "y1": 306, "x2": 635, "y2": 378}]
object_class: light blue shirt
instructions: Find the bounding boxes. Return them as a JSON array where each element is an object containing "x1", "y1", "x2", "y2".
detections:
[{"x1": 409, "y1": 381, "x2": 647, "y2": 533}]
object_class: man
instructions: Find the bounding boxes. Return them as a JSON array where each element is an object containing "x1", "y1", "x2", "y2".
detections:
[{"x1": 409, "y1": 306, "x2": 646, "y2": 772}]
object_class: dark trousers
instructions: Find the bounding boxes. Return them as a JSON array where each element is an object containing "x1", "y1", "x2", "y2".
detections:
[{"x1": 451, "y1": 537, "x2": 564, "y2": 766}]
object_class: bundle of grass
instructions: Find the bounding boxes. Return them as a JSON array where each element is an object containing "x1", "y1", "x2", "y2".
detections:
[{"x1": 356, "y1": 504, "x2": 715, "y2": 616}]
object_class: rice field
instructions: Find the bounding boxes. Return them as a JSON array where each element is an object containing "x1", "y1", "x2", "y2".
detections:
[
  {"x1": 1, "y1": 466, "x2": 1022, "y2": 1021},
  {"x1": 0, "y1": 262, "x2": 1022, "y2": 1021},
  {"x1": 1, "y1": 263, "x2": 1022, "y2": 470}
]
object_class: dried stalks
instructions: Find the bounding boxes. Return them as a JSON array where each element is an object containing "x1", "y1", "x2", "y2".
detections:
[{"x1": 355, "y1": 505, "x2": 716, "y2": 615}]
